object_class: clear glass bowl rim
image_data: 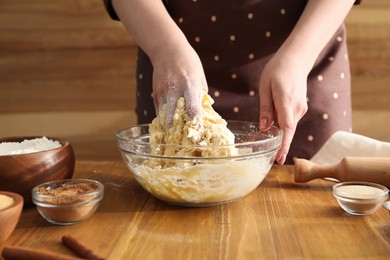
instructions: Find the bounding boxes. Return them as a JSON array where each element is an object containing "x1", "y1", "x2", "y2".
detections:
[
  {"x1": 116, "y1": 120, "x2": 282, "y2": 159},
  {"x1": 332, "y1": 181, "x2": 389, "y2": 200},
  {"x1": 32, "y1": 179, "x2": 104, "y2": 206}
]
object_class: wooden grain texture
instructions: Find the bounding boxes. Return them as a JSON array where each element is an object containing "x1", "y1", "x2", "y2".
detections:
[
  {"x1": 1, "y1": 161, "x2": 389, "y2": 259},
  {"x1": 0, "y1": 0, "x2": 135, "y2": 50},
  {"x1": 0, "y1": 0, "x2": 389, "y2": 162}
]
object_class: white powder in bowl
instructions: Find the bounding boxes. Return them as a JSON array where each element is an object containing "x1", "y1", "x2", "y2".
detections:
[
  {"x1": 0, "y1": 137, "x2": 62, "y2": 155},
  {"x1": 336, "y1": 185, "x2": 384, "y2": 199}
]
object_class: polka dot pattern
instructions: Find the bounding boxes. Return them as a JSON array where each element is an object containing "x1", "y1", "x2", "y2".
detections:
[{"x1": 133, "y1": 1, "x2": 352, "y2": 164}]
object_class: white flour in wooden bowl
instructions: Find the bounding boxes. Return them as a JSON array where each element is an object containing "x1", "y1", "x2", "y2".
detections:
[{"x1": 0, "y1": 137, "x2": 62, "y2": 155}]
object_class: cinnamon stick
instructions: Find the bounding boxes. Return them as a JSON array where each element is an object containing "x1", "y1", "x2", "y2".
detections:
[
  {"x1": 2, "y1": 246, "x2": 83, "y2": 260},
  {"x1": 61, "y1": 235, "x2": 104, "y2": 260}
]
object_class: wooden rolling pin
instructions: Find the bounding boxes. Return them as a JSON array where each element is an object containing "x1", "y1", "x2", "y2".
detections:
[{"x1": 294, "y1": 157, "x2": 390, "y2": 187}]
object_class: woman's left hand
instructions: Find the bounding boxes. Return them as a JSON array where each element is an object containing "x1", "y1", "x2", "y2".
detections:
[
  {"x1": 259, "y1": 0, "x2": 355, "y2": 165},
  {"x1": 259, "y1": 51, "x2": 309, "y2": 165}
]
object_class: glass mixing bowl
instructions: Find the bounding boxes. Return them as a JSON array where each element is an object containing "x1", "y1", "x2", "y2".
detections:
[{"x1": 116, "y1": 121, "x2": 282, "y2": 207}]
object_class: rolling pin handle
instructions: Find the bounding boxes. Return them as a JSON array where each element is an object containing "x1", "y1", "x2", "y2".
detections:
[{"x1": 294, "y1": 158, "x2": 338, "y2": 183}]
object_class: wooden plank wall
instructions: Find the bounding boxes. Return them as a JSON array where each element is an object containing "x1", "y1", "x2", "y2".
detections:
[
  {"x1": 346, "y1": 0, "x2": 390, "y2": 142},
  {"x1": 0, "y1": 0, "x2": 389, "y2": 161},
  {"x1": 0, "y1": 0, "x2": 136, "y2": 160}
]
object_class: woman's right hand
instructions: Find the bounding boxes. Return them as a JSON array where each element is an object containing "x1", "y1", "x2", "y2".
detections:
[
  {"x1": 112, "y1": 0, "x2": 208, "y2": 126},
  {"x1": 151, "y1": 45, "x2": 208, "y2": 126}
]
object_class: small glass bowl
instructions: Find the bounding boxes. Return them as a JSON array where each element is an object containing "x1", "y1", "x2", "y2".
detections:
[
  {"x1": 333, "y1": 182, "x2": 389, "y2": 215},
  {"x1": 32, "y1": 179, "x2": 104, "y2": 225}
]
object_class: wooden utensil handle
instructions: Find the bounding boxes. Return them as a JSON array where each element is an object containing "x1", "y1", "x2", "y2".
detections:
[{"x1": 294, "y1": 157, "x2": 390, "y2": 187}]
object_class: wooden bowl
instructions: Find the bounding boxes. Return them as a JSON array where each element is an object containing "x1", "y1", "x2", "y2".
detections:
[
  {"x1": 0, "y1": 136, "x2": 75, "y2": 206},
  {"x1": 0, "y1": 191, "x2": 23, "y2": 244}
]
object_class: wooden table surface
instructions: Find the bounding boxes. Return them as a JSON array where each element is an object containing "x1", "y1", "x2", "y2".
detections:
[{"x1": 2, "y1": 160, "x2": 390, "y2": 259}]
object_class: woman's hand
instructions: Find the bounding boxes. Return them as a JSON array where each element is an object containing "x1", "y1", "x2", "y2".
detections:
[
  {"x1": 112, "y1": 0, "x2": 208, "y2": 126},
  {"x1": 259, "y1": 52, "x2": 309, "y2": 165},
  {"x1": 259, "y1": 0, "x2": 355, "y2": 165},
  {"x1": 151, "y1": 45, "x2": 208, "y2": 126}
]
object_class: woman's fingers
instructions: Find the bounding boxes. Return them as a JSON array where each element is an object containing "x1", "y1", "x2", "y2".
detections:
[
  {"x1": 151, "y1": 46, "x2": 207, "y2": 127},
  {"x1": 165, "y1": 87, "x2": 181, "y2": 127},
  {"x1": 259, "y1": 78, "x2": 275, "y2": 131},
  {"x1": 184, "y1": 88, "x2": 202, "y2": 120},
  {"x1": 274, "y1": 108, "x2": 295, "y2": 165},
  {"x1": 184, "y1": 77, "x2": 208, "y2": 120},
  {"x1": 259, "y1": 67, "x2": 308, "y2": 165}
]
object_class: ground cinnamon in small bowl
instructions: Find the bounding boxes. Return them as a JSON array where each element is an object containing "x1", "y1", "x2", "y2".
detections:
[
  {"x1": 32, "y1": 179, "x2": 104, "y2": 225},
  {"x1": 36, "y1": 182, "x2": 100, "y2": 204}
]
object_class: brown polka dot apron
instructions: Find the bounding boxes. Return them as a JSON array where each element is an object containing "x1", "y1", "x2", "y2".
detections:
[{"x1": 105, "y1": 0, "x2": 353, "y2": 164}]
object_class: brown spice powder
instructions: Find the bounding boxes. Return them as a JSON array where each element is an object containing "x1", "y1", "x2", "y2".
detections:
[{"x1": 37, "y1": 183, "x2": 100, "y2": 205}]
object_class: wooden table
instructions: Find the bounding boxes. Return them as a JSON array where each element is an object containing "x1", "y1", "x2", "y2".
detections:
[{"x1": 2, "y1": 160, "x2": 390, "y2": 259}]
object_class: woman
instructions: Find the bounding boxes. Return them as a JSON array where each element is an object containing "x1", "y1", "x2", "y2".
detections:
[{"x1": 103, "y1": 0, "x2": 360, "y2": 164}]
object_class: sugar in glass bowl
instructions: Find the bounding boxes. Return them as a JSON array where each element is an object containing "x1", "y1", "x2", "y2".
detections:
[
  {"x1": 116, "y1": 121, "x2": 282, "y2": 207},
  {"x1": 333, "y1": 181, "x2": 389, "y2": 215}
]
